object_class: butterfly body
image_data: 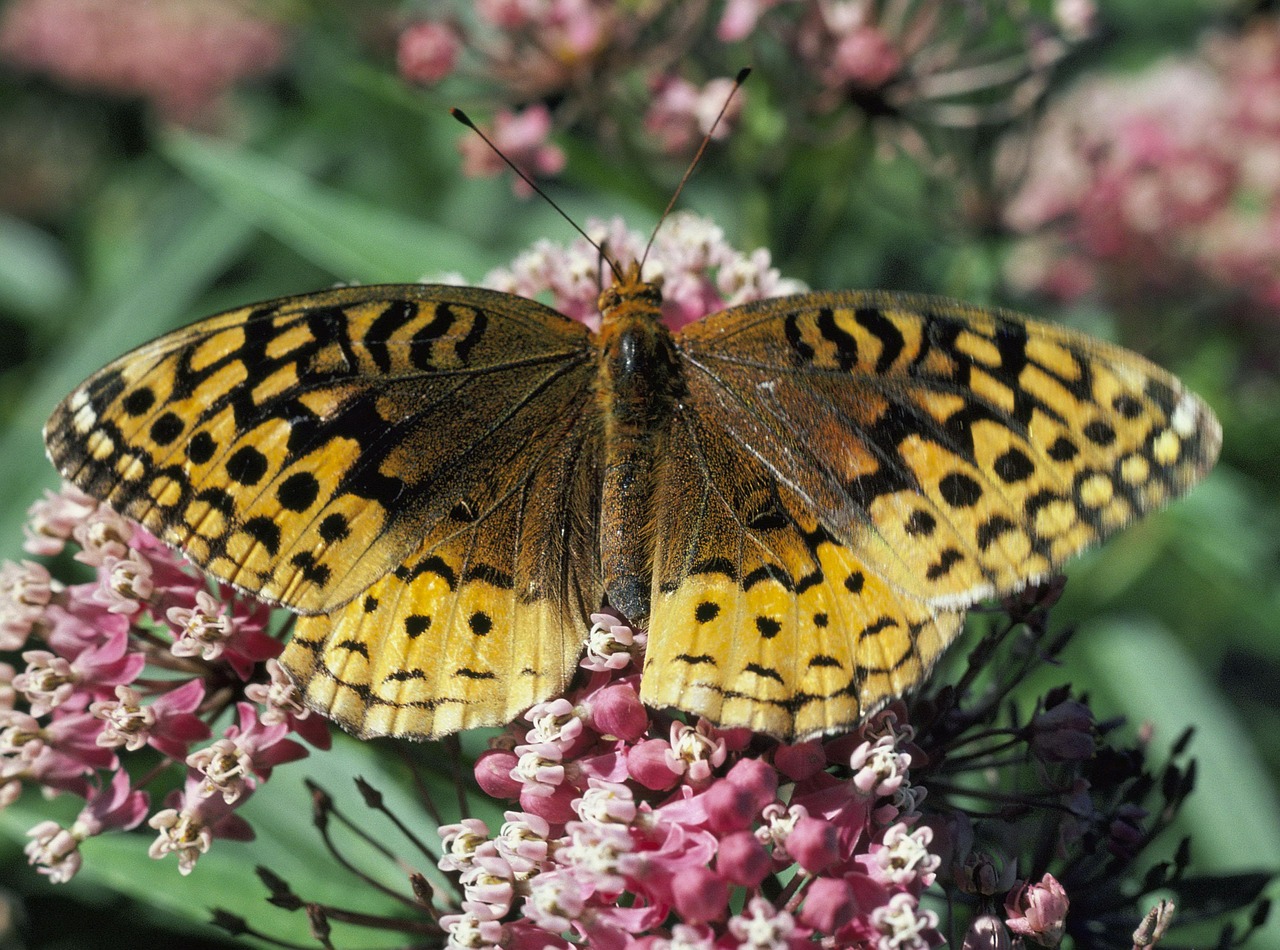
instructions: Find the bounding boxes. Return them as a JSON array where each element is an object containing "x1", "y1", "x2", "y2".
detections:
[
  {"x1": 596, "y1": 264, "x2": 683, "y2": 625},
  {"x1": 45, "y1": 270, "x2": 1220, "y2": 741}
]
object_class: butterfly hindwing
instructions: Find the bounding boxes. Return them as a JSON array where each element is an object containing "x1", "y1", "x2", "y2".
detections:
[
  {"x1": 282, "y1": 399, "x2": 604, "y2": 738},
  {"x1": 646, "y1": 395, "x2": 965, "y2": 739}
]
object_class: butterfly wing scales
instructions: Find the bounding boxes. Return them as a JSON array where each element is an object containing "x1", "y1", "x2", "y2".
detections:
[
  {"x1": 646, "y1": 403, "x2": 965, "y2": 738},
  {"x1": 284, "y1": 398, "x2": 603, "y2": 738},
  {"x1": 46, "y1": 285, "x2": 603, "y2": 737},
  {"x1": 642, "y1": 292, "x2": 1220, "y2": 739}
]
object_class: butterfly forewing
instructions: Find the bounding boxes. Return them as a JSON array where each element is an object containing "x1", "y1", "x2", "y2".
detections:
[{"x1": 46, "y1": 285, "x2": 597, "y2": 611}]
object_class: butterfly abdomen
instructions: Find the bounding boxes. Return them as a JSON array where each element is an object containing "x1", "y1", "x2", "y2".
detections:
[{"x1": 595, "y1": 273, "x2": 684, "y2": 626}]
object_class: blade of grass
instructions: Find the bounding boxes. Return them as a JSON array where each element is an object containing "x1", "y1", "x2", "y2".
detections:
[{"x1": 161, "y1": 132, "x2": 493, "y2": 283}]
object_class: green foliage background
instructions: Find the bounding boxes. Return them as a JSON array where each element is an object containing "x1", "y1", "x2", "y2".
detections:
[{"x1": 0, "y1": 1, "x2": 1277, "y2": 946}]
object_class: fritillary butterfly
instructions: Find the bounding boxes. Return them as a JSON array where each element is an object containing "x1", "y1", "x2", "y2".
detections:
[{"x1": 44, "y1": 259, "x2": 1220, "y2": 741}]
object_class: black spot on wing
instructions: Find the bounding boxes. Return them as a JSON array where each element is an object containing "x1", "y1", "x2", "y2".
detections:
[
  {"x1": 905, "y1": 510, "x2": 936, "y2": 536},
  {"x1": 241, "y1": 516, "x2": 282, "y2": 557},
  {"x1": 744, "y1": 663, "x2": 784, "y2": 684},
  {"x1": 1047, "y1": 437, "x2": 1078, "y2": 462},
  {"x1": 464, "y1": 563, "x2": 515, "y2": 590},
  {"x1": 808, "y1": 654, "x2": 842, "y2": 669},
  {"x1": 925, "y1": 548, "x2": 963, "y2": 581},
  {"x1": 756, "y1": 616, "x2": 782, "y2": 639},
  {"x1": 150, "y1": 413, "x2": 184, "y2": 446},
  {"x1": 121, "y1": 388, "x2": 156, "y2": 416},
  {"x1": 396, "y1": 555, "x2": 457, "y2": 590},
  {"x1": 691, "y1": 557, "x2": 737, "y2": 581},
  {"x1": 695, "y1": 601, "x2": 720, "y2": 623},
  {"x1": 675, "y1": 653, "x2": 717, "y2": 666},
  {"x1": 291, "y1": 551, "x2": 331, "y2": 586},
  {"x1": 994, "y1": 448, "x2": 1035, "y2": 483},
  {"x1": 187, "y1": 430, "x2": 217, "y2": 463},
  {"x1": 1084, "y1": 420, "x2": 1116, "y2": 446},
  {"x1": 859, "y1": 616, "x2": 898, "y2": 640},
  {"x1": 976, "y1": 516, "x2": 1017, "y2": 551},
  {"x1": 226, "y1": 446, "x2": 269, "y2": 486},
  {"x1": 384, "y1": 668, "x2": 425, "y2": 682},
  {"x1": 743, "y1": 564, "x2": 793, "y2": 591},
  {"x1": 319, "y1": 513, "x2": 350, "y2": 543},
  {"x1": 277, "y1": 472, "x2": 320, "y2": 512},
  {"x1": 939, "y1": 472, "x2": 982, "y2": 508}
]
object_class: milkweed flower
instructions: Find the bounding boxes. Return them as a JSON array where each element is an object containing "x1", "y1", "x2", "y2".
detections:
[
  {"x1": 1005, "y1": 873, "x2": 1070, "y2": 947},
  {"x1": 644, "y1": 75, "x2": 745, "y2": 156},
  {"x1": 716, "y1": 0, "x2": 1088, "y2": 131},
  {"x1": 0, "y1": 0, "x2": 289, "y2": 124},
  {"x1": 1003, "y1": 15, "x2": 1280, "y2": 342},
  {"x1": 0, "y1": 485, "x2": 328, "y2": 881},
  {"x1": 398, "y1": 20, "x2": 461, "y2": 85},
  {"x1": 457, "y1": 105, "x2": 567, "y2": 198}
]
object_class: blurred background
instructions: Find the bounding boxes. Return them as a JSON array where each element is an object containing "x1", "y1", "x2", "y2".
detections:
[{"x1": 0, "y1": 0, "x2": 1276, "y2": 946}]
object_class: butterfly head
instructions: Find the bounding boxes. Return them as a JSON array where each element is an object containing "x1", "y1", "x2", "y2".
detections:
[{"x1": 598, "y1": 261, "x2": 664, "y2": 327}]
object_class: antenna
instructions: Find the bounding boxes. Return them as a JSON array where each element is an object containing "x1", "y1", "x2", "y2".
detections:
[
  {"x1": 453, "y1": 68, "x2": 749, "y2": 285},
  {"x1": 451, "y1": 108, "x2": 624, "y2": 283},
  {"x1": 639, "y1": 67, "x2": 751, "y2": 273}
]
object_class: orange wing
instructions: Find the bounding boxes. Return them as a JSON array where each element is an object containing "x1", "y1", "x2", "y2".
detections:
[{"x1": 640, "y1": 292, "x2": 1219, "y2": 739}]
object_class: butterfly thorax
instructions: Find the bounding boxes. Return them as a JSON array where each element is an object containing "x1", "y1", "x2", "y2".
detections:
[{"x1": 595, "y1": 266, "x2": 683, "y2": 626}]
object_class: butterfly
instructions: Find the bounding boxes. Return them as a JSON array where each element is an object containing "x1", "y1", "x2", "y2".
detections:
[{"x1": 43, "y1": 260, "x2": 1221, "y2": 742}]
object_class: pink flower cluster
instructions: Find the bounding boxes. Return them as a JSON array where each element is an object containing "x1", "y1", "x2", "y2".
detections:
[
  {"x1": 457, "y1": 105, "x2": 567, "y2": 200},
  {"x1": 395, "y1": 0, "x2": 645, "y2": 98},
  {"x1": 438, "y1": 611, "x2": 946, "y2": 949},
  {"x1": 715, "y1": 0, "x2": 1091, "y2": 119},
  {"x1": 395, "y1": 0, "x2": 613, "y2": 194},
  {"x1": 718, "y1": 0, "x2": 905, "y2": 92},
  {"x1": 395, "y1": 2, "x2": 746, "y2": 189},
  {"x1": 1003, "y1": 16, "x2": 1280, "y2": 318},
  {"x1": 0, "y1": 0, "x2": 289, "y2": 124},
  {"x1": 2, "y1": 485, "x2": 327, "y2": 880},
  {"x1": 479, "y1": 212, "x2": 806, "y2": 330},
  {"x1": 644, "y1": 75, "x2": 745, "y2": 157}
]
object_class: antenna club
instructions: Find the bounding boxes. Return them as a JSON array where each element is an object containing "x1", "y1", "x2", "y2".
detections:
[{"x1": 450, "y1": 107, "x2": 477, "y2": 130}]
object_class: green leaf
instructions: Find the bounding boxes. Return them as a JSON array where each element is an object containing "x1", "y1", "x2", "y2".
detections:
[
  {"x1": 0, "y1": 213, "x2": 74, "y2": 317},
  {"x1": 162, "y1": 132, "x2": 493, "y2": 283},
  {"x1": 0, "y1": 734, "x2": 453, "y2": 946},
  {"x1": 1078, "y1": 618, "x2": 1280, "y2": 938}
]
